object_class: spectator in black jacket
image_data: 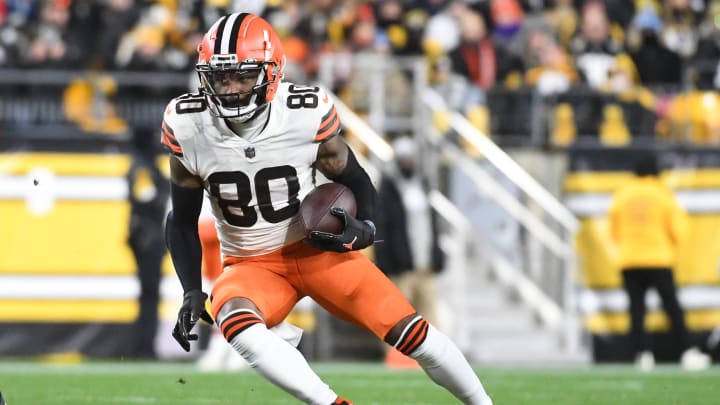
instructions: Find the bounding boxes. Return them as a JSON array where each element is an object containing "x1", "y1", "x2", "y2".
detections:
[
  {"x1": 125, "y1": 130, "x2": 170, "y2": 359},
  {"x1": 626, "y1": 6, "x2": 683, "y2": 86},
  {"x1": 375, "y1": 136, "x2": 445, "y2": 327}
]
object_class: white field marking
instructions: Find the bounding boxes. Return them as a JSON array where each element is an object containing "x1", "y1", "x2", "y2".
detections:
[
  {"x1": 585, "y1": 379, "x2": 644, "y2": 391},
  {"x1": 0, "y1": 361, "x2": 396, "y2": 376},
  {"x1": 338, "y1": 379, "x2": 432, "y2": 388},
  {"x1": 56, "y1": 395, "x2": 223, "y2": 404},
  {"x1": 0, "y1": 361, "x2": 199, "y2": 375},
  {"x1": 312, "y1": 362, "x2": 397, "y2": 374}
]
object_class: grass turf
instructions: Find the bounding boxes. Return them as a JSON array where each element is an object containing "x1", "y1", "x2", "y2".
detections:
[{"x1": 0, "y1": 361, "x2": 719, "y2": 404}]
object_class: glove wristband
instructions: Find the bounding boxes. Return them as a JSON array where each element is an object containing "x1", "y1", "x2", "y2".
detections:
[{"x1": 363, "y1": 220, "x2": 376, "y2": 236}]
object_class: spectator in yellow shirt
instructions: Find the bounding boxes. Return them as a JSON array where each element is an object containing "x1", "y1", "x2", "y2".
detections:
[{"x1": 609, "y1": 152, "x2": 710, "y2": 371}]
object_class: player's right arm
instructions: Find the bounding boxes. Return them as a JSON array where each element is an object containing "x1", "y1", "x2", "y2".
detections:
[
  {"x1": 166, "y1": 155, "x2": 204, "y2": 292},
  {"x1": 161, "y1": 98, "x2": 213, "y2": 351},
  {"x1": 166, "y1": 154, "x2": 214, "y2": 351}
]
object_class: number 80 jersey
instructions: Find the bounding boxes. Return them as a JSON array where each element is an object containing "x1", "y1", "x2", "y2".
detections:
[{"x1": 160, "y1": 82, "x2": 341, "y2": 257}]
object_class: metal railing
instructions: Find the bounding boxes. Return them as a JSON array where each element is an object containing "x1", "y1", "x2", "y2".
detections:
[
  {"x1": 318, "y1": 53, "x2": 584, "y2": 354},
  {"x1": 420, "y1": 90, "x2": 581, "y2": 352}
]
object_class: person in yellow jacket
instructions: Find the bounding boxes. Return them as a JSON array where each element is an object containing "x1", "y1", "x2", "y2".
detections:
[{"x1": 609, "y1": 152, "x2": 710, "y2": 371}]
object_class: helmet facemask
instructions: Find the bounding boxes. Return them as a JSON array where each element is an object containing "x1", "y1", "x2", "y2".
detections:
[{"x1": 196, "y1": 54, "x2": 279, "y2": 122}]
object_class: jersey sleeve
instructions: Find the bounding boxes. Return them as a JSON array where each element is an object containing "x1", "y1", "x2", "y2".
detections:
[
  {"x1": 160, "y1": 101, "x2": 183, "y2": 157},
  {"x1": 314, "y1": 88, "x2": 340, "y2": 142},
  {"x1": 159, "y1": 97, "x2": 199, "y2": 175}
]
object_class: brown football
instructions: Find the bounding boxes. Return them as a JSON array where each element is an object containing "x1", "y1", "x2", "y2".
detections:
[{"x1": 299, "y1": 182, "x2": 357, "y2": 236}]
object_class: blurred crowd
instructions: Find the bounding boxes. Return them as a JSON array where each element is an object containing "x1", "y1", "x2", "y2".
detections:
[{"x1": 1, "y1": 0, "x2": 720, "y2": 144}]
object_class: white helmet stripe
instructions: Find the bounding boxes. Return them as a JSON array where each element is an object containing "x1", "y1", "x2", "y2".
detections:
[
  {"x1": 220, "y1": 13, "x2": 242, "y2": 54},
  {"x1": 263, "y1": 29, "x2": 271, "y2": 61}
]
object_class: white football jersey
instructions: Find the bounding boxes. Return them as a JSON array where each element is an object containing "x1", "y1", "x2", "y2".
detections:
[{"x1": 160, "y1": 82, "x2": 340, "y2": 257}]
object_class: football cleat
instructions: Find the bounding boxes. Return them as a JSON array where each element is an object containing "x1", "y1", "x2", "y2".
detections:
[
  {"x1": 331, "y1": 397, "x2": 353, "y2": 405},
  {"x1": 680, "y1": 347, "x2": 711, "y2": 371},
  {"x1": 634, "y1": 351, "x2": 655, "y2": 372}
]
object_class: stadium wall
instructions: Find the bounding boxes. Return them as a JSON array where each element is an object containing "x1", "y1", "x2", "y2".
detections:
[
  {"x1": 566, "y1": 145, "x2": 720, "y2": 362},
  {"x1": 0, "y1": 145, "x2": 188, "y2": 358}
]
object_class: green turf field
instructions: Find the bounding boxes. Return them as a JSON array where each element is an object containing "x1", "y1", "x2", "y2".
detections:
[{"x1": 0, "y1": 361, "x2": 718, "y2": 404}]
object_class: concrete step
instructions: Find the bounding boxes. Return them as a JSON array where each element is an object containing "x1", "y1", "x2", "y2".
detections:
[
  {"x1": 472, "y1": 346, "x2": 591, "y2": 366},
  {"x1": 464, "y1": 288, "x2": 518, "y2": 312},
  {"x1": 470, "y1": 328, "x2": 589, "y2": 365},
  {"x1": 468, "y1": 308, "x2": 539, "y2": 334}
]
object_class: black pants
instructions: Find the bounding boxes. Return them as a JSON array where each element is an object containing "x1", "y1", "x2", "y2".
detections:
[
  {"x1": 622, "y1": 267, "x2": 689, "y2": 355},
  {"x1": 128, "y1": 239, "x2": 165, "y2": 359}
]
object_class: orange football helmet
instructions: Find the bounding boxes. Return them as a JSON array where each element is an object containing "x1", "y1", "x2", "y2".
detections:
[{"x1": 196, "y1": 13, "x2": 285, "y2": 121}]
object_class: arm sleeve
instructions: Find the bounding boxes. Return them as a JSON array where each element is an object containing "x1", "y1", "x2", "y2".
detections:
[
  {"x1": 326, "y1": 147, "x2": 378, "y2": 222},
  {"x1": 165, "y1": 182, "x2": 204, "y2": 292}
]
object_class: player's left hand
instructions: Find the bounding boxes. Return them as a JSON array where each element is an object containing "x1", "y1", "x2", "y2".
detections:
[
  {"x1": 306, "y1": 207, "x2": 375, "y2": 252},
  {"x1": 172, "y1": 290, "x2": 214, "y2": 352}
]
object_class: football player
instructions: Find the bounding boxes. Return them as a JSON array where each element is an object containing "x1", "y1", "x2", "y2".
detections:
[{"x1": 162, "y1": 12, "x2": 493, "y2": 405}]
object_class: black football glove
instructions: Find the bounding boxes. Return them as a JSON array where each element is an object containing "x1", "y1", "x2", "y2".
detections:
[
  {"x1": 172, "y1": 289, "x2": 214, "y2": 352},
  {"x1": 306, "y1": 207, "x2": 375, "y2": 252}
]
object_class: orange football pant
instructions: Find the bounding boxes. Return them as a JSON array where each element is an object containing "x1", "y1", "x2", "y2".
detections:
[
  {"x1": 198, "y1": 217, "x2": 223, "y2": 281},
  {"x1": 210, "y1": 241, "x2": 416, "y2": 341}
]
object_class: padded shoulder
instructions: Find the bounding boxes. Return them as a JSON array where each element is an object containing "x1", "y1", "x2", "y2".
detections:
[
  {"x1": 160, "y1": 93, "x2": 205, "y2": 157},
  {"x1": 275, "y1": 83, "x2": 340, "y2": 143},
  {"x1": 314, "y1": 86, "x2": 340, "y2": 142}
]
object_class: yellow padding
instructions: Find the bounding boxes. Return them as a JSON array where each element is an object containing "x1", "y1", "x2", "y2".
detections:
[
  {"x1": 0, "y1": 153, "x2": 169, "y2": 177},
  {"x1": 599, "y1": 104, "x2": 631, "y2": 146},
  {"x1": 0, "y1": 153, "x2": 130, "y2": 176},
  {"x1": 0, "y1": 300, "x2": 179, "y2": 323},
  {"x1": 286, "y1": 311, "x2": 317, "y2": 331},
  {"x1": 577, "y1": 215, "x2": 720, "y2": 287},
  {"x1": 664, "y1": 169, "x2": 720, "y2": 189},
  {"x1": 564, "y1": 172, "x2": 633, "y2": 193},
  {"x1": 564, "y1": 169, "x2": 720, "y2": 193},
  {"x1": 0, "y1": 201, "x2": 134, "y2": 274},
  {"x1": 36, "y1": 352, "x2": 86, "y2": 364},
  {"x1": 584, "y1": 309, "x2": 720, "y2": 334},
  {"x1": 551, "y1": 103, "x2": 576, "y2": 147},
  {"x1": 2, "y1": 299, "x2": 137, "y2": 322}
]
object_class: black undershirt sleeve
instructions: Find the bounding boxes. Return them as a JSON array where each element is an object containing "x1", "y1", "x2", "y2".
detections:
[
  {"x1": 165, "y1": 182, "x2": 204, "y2": 292},
  {"x1": 326, "y1": 147, "x2": 378, "y2": 222}
]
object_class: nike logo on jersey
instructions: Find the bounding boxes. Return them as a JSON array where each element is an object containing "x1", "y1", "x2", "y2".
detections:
[{"x1": 342, "y1": 236, "x2": 357, "y2": 250}]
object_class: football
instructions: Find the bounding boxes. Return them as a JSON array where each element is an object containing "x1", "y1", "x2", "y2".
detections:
[{"x1": 299, "y1": 182, "x2": 357, "y2": 236}]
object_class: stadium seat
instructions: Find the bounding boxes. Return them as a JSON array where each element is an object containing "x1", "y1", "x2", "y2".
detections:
[
  {"x1": 551, "y1": 103, "x2": 577, "y2": 147},
  {"x1": 599, "y1": 104, "x2": 631, "y2": 146}
]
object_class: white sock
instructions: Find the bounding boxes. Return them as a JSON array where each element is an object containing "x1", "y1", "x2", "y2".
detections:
[
  {"x1": 228, "y1": 323, "x2": 337, "y2": 405},
  {"x1": 409, "y1": 324, "x2": 493, "y2": 405}
]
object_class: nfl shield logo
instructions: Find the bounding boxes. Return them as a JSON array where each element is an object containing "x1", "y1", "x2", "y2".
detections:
[{"x1": 244, "y1": 147, "x2": 256, "y2": 158}]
